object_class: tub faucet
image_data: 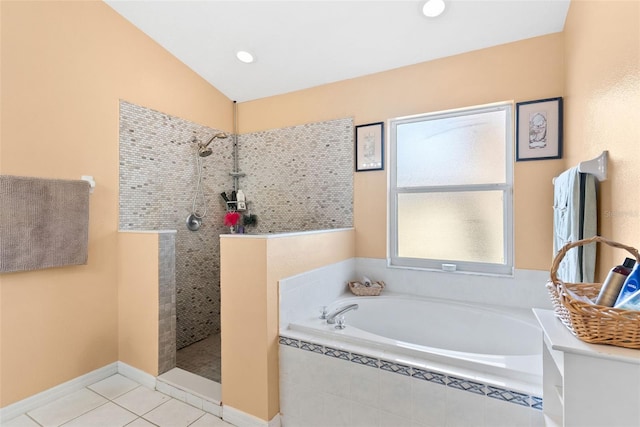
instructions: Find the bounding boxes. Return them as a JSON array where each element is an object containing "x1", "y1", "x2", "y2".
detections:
[{"x1": 326, "y1": 304, "x2": 358, "y2": 324}]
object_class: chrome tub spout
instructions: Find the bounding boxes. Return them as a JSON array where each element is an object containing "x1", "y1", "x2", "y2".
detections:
[{"x1": 326, "y1": 303, "x2": 359, "y2": 324}]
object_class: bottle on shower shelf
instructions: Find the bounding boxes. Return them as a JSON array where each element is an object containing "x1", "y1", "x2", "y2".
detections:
[{"x1": 236, "y1": 189, "x2": 246, "y2": 210}]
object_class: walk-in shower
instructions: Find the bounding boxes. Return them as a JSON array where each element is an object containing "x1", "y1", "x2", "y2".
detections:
[
  {"x1": 119, "y1": 100, "x2": 354, "y2": 387},
  {"x1": 119, "y1": 100, "x2": 234, "y2": 385}
]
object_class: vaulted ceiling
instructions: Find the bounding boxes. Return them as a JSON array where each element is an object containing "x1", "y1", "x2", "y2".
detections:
[{"x1": 105, "y1": 0, "x2": 571, "y2": 102}]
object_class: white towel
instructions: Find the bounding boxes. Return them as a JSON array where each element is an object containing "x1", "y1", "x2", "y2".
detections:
[{"x1": 553, "y1": 167, "x2": 597, "y2": 283}]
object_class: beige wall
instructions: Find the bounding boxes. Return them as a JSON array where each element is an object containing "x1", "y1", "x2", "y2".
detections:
[
  {"x1": 117, "y1": 232, "x2": 160, "y2": 376},
  {"x1": 0, "y1": 1, "x2": 231, "y2": 407},
  {"x1": 239, "y1": 34, "x2": 567, "y2": 269},
  {"x1": 563, "y1": 0, "x2": 640, "y2": 278},
  {"x1": 2, "y1": 0, "x2": 638, "y2": 417},
  {"x1": 220, "y1": 237, "x2": 269, "y2": 418},
  {"x1": 226, "y1": 4, "x2": 639, "y2": 418},
  {"x1": 221, "y1": 230, "x2": 355, "y2": 421}
]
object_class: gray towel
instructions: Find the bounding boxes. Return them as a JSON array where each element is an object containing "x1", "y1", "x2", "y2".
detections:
[{"x1": 0, "y1": 175, "x2": 90, "y2": 273}]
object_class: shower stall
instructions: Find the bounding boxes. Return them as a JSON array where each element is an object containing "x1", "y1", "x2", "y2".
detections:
[
  {"x1": 119, "y1": 100, "x2": 354, "y2": 384},
  {"x1": 119, "y1": 100, "x2": 233, "y2": 383}
]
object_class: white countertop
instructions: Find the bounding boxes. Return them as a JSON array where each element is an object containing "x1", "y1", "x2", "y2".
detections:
[{"x1": 533, "y1": 308, "x2": 640, "y2": 365}]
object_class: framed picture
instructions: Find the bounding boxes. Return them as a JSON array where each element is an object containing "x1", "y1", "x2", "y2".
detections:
[
  {"x1": 515, "y1": 97, "x2": 563, "y2": 161},
  {"x1": 355, "y1": 122, "x2": 384, "y2": 171}
]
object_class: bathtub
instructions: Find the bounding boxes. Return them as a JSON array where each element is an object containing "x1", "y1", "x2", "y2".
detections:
[{"x1": 279, "y1": 293, "x2": 543, "y2": 426}]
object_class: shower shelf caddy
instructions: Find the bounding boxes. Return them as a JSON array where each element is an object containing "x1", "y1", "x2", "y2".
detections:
[
  {"x1": 225, "y1": 200, "x2": 249, "y2": 212},
  {"x1": 226, "y1": 168, "x2": 247, "y2": 211}
]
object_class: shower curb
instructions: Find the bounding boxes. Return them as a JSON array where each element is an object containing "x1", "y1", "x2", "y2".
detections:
[{"x1": 156, "y1": 367, "x2": 222, "y2": 417}]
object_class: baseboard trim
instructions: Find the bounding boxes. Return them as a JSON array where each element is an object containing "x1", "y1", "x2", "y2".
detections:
[
  {"x1": 223, "y1": 405, "x2": 281, "y2": 427},
  {"x1": 0, "y1": 362, "x2": 118, "y2": 423},
  {"x1": 117, "y1": 361, "x2": 156, "y2": 390}
]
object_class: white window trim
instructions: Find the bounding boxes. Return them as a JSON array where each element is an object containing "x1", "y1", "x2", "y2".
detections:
[{"x1": 387, "y1": 102, "x2": 514, "y2": 276}]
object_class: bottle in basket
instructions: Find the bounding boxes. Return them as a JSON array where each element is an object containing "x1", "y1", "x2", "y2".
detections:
[
  {"x1": 614, "y1": 262, "x2": 640, "y2": 307},
  {"x1": 615, "y1": 289, "x2": 640, "y2": 311},
  {"x1": 596, "y1": 258, "x2": 636, "y2": 306}
]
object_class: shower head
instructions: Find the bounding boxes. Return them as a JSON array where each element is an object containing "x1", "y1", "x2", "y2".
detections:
[
  {"x1": 195, "y1": 132, "x2": 229, "y2": 157},
  {"x1": 199, "y1": 147, "x2": 213, "y2": 157}
]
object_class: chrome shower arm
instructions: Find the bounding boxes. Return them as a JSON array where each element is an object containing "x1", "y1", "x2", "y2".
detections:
[{"x1": 200, "y1": 132, "x2": 229, "y2": 148}]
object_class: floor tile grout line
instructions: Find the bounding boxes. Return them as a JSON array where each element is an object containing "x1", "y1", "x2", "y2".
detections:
[
  {"x1": 31, "y1": 381, "x2": 170, "y2": 427},
  {"x1": 25, "y1": 412, "x2": 45, "y2": 427},
  {"x1": 185, "y1": 412, "x2": 208, "y2": 427},
  {"x1": 96, "y1": 383, "x2": 202, "y2": 427},
  {"x1": 115, "y1": 386, "x2": 184, "y2": 424},
  {"x1": 89, "y1": 383, "x2": 142, "y2": 402},
  {"x1": 27, "y1": 388, "x2": 108, "y2": 427},
  {"x1": 13, "y1": 371, "x2": 226, "y2": 427},
  {"x1": 108, "y1": 385, "x2": 174, "y2": 419},
  {"x1": 57, "y1": 395, "x2": 141, "y2": 427}
]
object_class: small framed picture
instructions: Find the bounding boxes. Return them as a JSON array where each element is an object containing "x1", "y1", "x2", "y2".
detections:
[
  {"x1": 355, "y1": 122, "x2": 384, "y2": 172},
  {"x1": 515, "y1": 97, "x2": 563, "y2": 161}
]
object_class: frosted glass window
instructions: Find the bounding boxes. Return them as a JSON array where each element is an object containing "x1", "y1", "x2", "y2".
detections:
[
  {"x1": 397, "y1": 192, "x2": 504, "y2": 264},
  {"x1": 396, "y1": 110, "x2": 506, "y2": 187},
  {"x1": 389, "y1": 103, "x2": 513, "y2": 275}
]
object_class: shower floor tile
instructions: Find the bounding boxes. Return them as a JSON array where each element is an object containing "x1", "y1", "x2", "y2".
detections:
[{"x1": 176, "y1": 333, "x2": 221, "y2": 383}]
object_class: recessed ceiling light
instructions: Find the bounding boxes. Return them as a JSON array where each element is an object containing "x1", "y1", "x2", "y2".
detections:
[
  {"x1": 236, "y1": 51, "x2": 254, "y2": 64},
  {"x1": 422, "y1": 0, "x2": 446, "y2": 18}
]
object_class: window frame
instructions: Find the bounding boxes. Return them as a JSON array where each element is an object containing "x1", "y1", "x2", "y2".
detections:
[{"x1": 388, "y1": 102, "x2": 514, "y2": 276}]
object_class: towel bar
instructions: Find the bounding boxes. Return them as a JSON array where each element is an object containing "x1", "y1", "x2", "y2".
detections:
[
  {"x1": 577, "y1": 151, "x2": 608, "y2": 182},
  {"x1": 552, "y1": 151, "x2": 608, "y2": 183},
  {"x1": 81, "y1": 175, "x2": 96, "y2": 193}
]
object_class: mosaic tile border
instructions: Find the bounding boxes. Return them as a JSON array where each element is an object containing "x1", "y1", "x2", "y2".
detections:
[{"x1": 279, "y1": 335, "x2": 543, "y2": 411}]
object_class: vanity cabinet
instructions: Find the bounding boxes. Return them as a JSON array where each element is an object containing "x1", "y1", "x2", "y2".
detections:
[{"x1": 534, "y1": 309, "x2": 640, "y2": 427}]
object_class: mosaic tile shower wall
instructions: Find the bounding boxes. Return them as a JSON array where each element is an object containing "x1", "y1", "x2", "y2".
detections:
[
  {"x1": 119, "y1": 101, "x2": 233, "y2": 349},
  {"x1": 158, "y1": 232, "x2": 176, "y2": 374},
  {"x1": 120, "y1": 101, "x2": 354, "y2": 351},
  {"x1": 237, "y1": 118, "x2": 354, "y2": 233}
]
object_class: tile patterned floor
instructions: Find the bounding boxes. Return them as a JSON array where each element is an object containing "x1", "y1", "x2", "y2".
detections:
[
  {"x1": 176, "y1": 334, "x2": 221, "y2": 383},
  {"x1": 3, "y1": 374, "x2": 232, "y2": 427}
]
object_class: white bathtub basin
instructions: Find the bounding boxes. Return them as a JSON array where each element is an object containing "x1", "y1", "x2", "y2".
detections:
[{"x1": 286, "y1": 293, "x2": 542, "y2": 392}]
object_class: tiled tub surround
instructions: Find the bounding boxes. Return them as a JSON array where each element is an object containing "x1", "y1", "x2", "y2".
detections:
[
  {"x1": 280, "y1": 303, "x2": 543, "y2": 427},
  {"x1": 279, "y1": 258, "x2": 356, "y2": 331},
  {"x1": 278, "y1": 258, "x2": 552, "y2": 427},
  {"x1": 120, "y1": 101, "x2": 355, "y2": 350},
  {"x1": 354, "y1": 258, "x2": 554, "y2": 311},
  {"x1": 279, "y1": 258, "x2": 553, "y2": 332},
  {"x1": 279, "y1": 336, "x2": 544, "y2": 427}
]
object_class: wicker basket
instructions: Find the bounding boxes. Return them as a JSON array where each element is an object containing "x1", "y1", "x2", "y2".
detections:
[
  {"x1": 547, "y1": 236, "x2": 640, "y2": 348},
  {"x1": 348, "y1": 280, "x2": 385, "y2": 296}
]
